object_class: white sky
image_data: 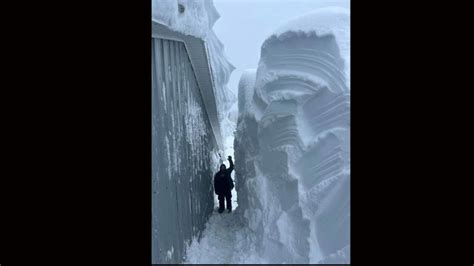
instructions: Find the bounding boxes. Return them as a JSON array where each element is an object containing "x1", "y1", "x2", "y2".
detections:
[{"x1": 212, "y1": 0, "x2": 350, "y2": 94}]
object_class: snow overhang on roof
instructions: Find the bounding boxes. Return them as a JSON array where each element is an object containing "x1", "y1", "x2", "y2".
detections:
[{"x1": 152, "y1": 21, "x2": 223, "y2": 151}]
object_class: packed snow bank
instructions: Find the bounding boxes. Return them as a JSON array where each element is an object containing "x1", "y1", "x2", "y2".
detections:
[
  {"x1": 235, "y1": 7, "x2": 350, "y2": 263},
  {"x1": 152, "y1": 0, "x2": 236, "y2": 155}
]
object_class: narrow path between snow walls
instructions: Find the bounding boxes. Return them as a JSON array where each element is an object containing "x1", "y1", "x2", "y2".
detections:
[{"x1": 183, "y1": 4, "x2": 350, "y2": 265}]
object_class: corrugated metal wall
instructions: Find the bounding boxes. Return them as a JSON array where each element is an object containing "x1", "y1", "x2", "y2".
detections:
[{"x1": 152, "y1": 38, "x2": 216, "y2": 264}]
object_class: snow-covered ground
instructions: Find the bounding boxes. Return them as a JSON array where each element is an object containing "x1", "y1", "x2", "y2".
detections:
[{"x1": 184, "y1": 209, "x2": 264, "y2": 264}]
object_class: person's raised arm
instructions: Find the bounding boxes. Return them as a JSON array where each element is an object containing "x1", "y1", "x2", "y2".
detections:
[{"x1": 227, "y1": 156, "x2": 234, "y2": 173}]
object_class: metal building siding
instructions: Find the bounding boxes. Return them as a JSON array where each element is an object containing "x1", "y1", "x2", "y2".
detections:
[
  {"x1": 152, "y1": 36, "x2": 216, "y2": 263},
  {"x1": 152, "y1": 22, "x2": 223, "y2": 150}
]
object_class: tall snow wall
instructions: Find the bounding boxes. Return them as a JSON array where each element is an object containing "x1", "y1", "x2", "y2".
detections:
[
  {"x1": 152, "y1": 0, "x2": 234, "y2": 263},
  {"x1": 234, "y1": 7, "x2": 350, "y2": 264}
]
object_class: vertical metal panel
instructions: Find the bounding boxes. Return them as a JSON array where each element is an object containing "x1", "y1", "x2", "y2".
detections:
[
  {"x1": 151, "y1": 39, "x2": 158, "y2": 264},
  {"x1": 152, "y1": 22, "x2": 223, "y2": 150},
  {"x1": 152, "y1": 37, "x2": 216, "y2": 264}
]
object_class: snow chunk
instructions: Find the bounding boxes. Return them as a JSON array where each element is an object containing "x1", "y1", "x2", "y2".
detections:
[
  {"x1": 152, "y1": 0, "x2": 215, "y2": 39},
  {"x1": 166, "y1": 246, "x2": 174, "y2": 260}
]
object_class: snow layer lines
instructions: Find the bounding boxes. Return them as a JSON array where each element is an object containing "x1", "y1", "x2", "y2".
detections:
[
  {"x1": 270, "y1": 6, "x2": 350, "y2": 89},
  {"x1": 235, "y1": 7, "x2": 350, "y2": 263}
]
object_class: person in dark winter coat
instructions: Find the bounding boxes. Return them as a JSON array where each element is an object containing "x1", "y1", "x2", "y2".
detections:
[{"x1": 214, "y1": 155, "x2": 234, "y2": 213}]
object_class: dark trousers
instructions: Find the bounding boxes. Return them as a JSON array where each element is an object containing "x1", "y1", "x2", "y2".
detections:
[{"x1": 218, "y1": 194, "x2": 232, "y2": 211}]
